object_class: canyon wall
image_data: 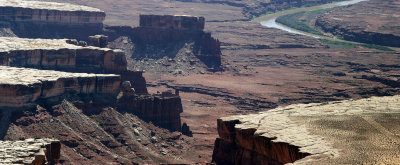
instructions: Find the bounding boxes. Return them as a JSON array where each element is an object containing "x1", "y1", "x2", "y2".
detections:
[
  {"x1": 0, "y1": 66, "x2": 121, "y2": 108},
  {"x1": 118, "y1": 92, "x2": 183, "y2": 132},
  {"x1": 140, "y1": 15, "x2": 205, "y2": 31},
  {"x1": 105, "y1": 15, "x2": 222, "y2": 70},
  {"x1": 0, "y1": 0, "x2": 105, "y2": 40},
  {"x1": 0, "y1": 37, "x2": 147, "y2": 94},
  {"x1": 0, "y1": 37, "x2": 184, "y2": 133},
  {"x1": 0, "y1": 138, "x2": 61, "y2": 165}
]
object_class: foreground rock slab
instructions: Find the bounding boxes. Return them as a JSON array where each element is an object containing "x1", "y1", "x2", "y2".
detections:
[
  {"x1": 0, "y1": 138, "x2": 61, "y2": 165},
  {"x1": 213, "y1": 95, "x2": 400, "y2": 164}
]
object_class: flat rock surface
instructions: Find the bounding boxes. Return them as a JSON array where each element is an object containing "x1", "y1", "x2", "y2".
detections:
[
  {"x1": 0, "y1": 0, "x2": 102, "y2": 12},
  {"x1": 222, "y1": 95, "x2": 400, "y2": 164},
  {"x1": 0, "y1": 66, "x2": 118, "y2": 85},
  {"x1": 0, "y1": 37, "x2": 110, "y2": 52}
]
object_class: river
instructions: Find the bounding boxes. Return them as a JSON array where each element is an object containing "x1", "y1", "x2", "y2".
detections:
[{"x1": 253, "y1": 0, "x2": 369, "y2": 38}]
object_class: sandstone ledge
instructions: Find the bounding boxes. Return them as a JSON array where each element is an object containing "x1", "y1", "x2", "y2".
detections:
[
  {"x1": 0, "y1": 0, "x2": 102, "y2": 12},
  {"x1": 213, "y1": 95, "x2": 400, "y2": 164},
  {"x1": 0, "y1": 66, "x2": 120, "y2": 108},
  {"x1": 0, "y1": 37, "x2": 127, "y2": 74},
  {"x1": 0, "y1": 138, "x2": 61, "y2": 165}
]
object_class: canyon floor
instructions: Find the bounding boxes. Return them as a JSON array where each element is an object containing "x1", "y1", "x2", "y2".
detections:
[{"x1": 26, "y1": 0, "x2": 400, "y2": 163}]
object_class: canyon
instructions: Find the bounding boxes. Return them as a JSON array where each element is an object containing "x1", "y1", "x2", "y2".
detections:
[{"x1": 0, "y1": 0, "x2": 399, "y2": 164}]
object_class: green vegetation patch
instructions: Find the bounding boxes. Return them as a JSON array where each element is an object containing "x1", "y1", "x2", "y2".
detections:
[
  {"x1": 276, "y1": 11, "x2": 324, "y2": 36},
  {"x1": 319, "y1": 39, "x2": 394, "y2": 51}
]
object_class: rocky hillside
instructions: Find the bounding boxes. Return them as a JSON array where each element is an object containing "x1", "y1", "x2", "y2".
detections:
[
  {"x1": 3, "y1": 100, "x2": 201, "y2": 164},
  {"x1": 315, "y1": 0, "x2": 400, "y2": 47}
]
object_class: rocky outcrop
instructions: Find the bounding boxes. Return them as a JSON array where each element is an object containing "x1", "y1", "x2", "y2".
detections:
[
  {"x1": 213, "y1": 95, "x2": 400, "y2": 164},
  {"x1": 0, "y1": 66, "x2": 120, "y2": 108},
  {"x1": 0, "y1": 138, "x2": 61, "y2": 165},
  {"x1": 0, "y1": 37, "x2": 125, "y2": 73},
  {"x1": 315, "y1": 0, "x2": 400, "y2": 47},
  {"x1": 117, "y1": 91, "x2": 183, "y2": 132},
  {"x1": 89, "y1": 35, "x2": 109, "y2": 48},
  {"x1": 0, "y1": 37, "x2": 147, "y2": 94},
  {"x1": 0, "y1": 0, "x2": 105, "y2": 40},
  {"x1": 105, "y1": 15, "x2": 222, "y2": 70},
  {"x1": 140, "y1": 15, "x2": 205, "y2": 31}
]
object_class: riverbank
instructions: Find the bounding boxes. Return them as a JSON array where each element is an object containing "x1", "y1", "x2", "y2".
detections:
[
  {"x1": 275, "y1": 9, "x2": 394, "y2": 51},
  {"x1": 254, "y1": 0, "x2": 400, "y2": 50}
]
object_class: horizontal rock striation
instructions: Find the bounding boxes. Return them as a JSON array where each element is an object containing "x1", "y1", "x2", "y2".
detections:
[
  {"x1": 117, "y1": 91, "x2": 183, "y2": 132},
  {"x1": 140, "y1": 15, "x2": 205, "y2": 31},
  {"x1": 213, "y1": 95, "x2": 400, "y2": 164},
  {"x1": 0, "y1": 66, "x2": 120, "y2": 108},
  {"x1": 0, "y1": 0, "x2": 105, "y2": 40},
  {"x1": 0, "y1": 138, "x2": 61, "y2": 165},
  {"x1": 0, "y1": 37, "x2": 147, "y2": 94}
]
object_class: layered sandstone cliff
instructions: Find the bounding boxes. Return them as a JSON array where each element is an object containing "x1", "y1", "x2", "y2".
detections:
[
  {"x1": 0, "y1": 138, "x2": 61, "y2": 165},
  {"x1": 118, "y1": 91, "x2": 183, "y2": 131},
  {"x1": 0, "y1": 66, "x2": 120, "y2": 108},
  {"x1": 0, "y1": 0, "x2": 105, "y2": 39},
  {"x1": 140, "y1": 15, "x2": 205, "y2": 31},
  {"x1": 213, "y1": 95, "x2": 400, "y2": 164},
  {"x1": 0, "y1": 37, "x2": 147, "y2": 94}
]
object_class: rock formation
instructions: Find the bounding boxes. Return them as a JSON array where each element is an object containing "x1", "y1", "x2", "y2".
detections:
[
  {"x1": 213, "y1": 95, "x2": 400, "y2": 164},
  {"x1": 140, "y1": 15, "x2": 205, "y2": 31},
  {"x1": 118, "y1": 92, "x2": 183, "y2": 131},
  {"x1": 105, "y1": 15, "x2": 222, "y2": 71},
  {"x1": 0, "y1": 0, "x2": 105, "y2": 40},
  {"x1": 0, "y1": 37, "x2": 147, "y2": 94},
  {"x1": 0, "y1": 138, "x2": 61, "y2": 165},
  {"x1": 0, "y1": 66, "x2": 120, "y2": 108},
  {"x1": 88, "y1": 35, "x2": 109, "y2": 48}
]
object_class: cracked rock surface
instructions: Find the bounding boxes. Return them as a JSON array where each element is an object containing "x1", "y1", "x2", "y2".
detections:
[{"x1": 0, "y1": 138, "x2": 60, "y2": 165}]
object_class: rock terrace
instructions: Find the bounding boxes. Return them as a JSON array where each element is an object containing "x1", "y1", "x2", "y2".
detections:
[
  {"x1": 0, "y1": 66, "x2": 118, "y2": 85},
  {"x1": 0, "y1": 0, "x2": 102, "y2": 12},
  {"x1": 0, "y1": 66, "x2": 120, "y2": 108},
  {"x1": 0, "y1": 37, "x2": 109, "y2": 52}
]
